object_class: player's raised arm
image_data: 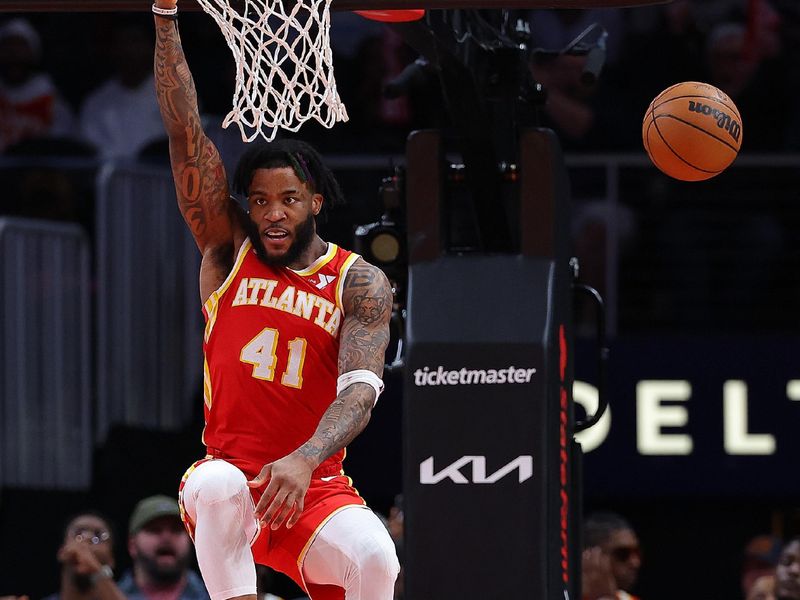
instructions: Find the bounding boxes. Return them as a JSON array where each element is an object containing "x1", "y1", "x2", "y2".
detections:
[{"x1": 153, "y1": 1, "x2": 237, "y2": 256}]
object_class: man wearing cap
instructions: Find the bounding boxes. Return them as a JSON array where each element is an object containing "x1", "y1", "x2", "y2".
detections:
[{"x1": 118, "y1": 495, "x2": 209, "y2": 600}]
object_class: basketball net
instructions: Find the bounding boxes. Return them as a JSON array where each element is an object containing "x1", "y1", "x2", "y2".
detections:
[{"x1": 195, "y1": 0, "x2": 348, "y2": 142}]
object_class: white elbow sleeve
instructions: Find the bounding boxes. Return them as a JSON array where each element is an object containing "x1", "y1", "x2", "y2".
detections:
[{"x1": 337, "y1": 369, "x2": 384, "y2": 406}]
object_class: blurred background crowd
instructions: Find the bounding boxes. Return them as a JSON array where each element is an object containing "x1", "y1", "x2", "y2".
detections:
[
  {"x1": 0, "y1": 0, "x2": 799, "y2": 330},
  {"x1": 2, "y1": 0, "x2": 800, "y2": 599}
]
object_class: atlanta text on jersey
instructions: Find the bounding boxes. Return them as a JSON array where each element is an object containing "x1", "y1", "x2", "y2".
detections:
[{"x1": 231, "y1": 277, "x2": 342, "y2": 336}]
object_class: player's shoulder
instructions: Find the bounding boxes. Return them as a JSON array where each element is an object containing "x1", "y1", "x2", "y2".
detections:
[
  {"x1": 343, "y1": 256, "x2": 390, "y2": 291},
  {"x1": 340, "y1": 257, "x2": 392, "y2": 321},
  {"x1": 340, "y1": 261, "x2": 393, "y2": 329}
]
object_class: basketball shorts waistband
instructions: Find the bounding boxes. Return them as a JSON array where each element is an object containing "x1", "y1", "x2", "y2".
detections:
[{"x1": 204, "y1": 447, "x2": 345, "y2": 479}]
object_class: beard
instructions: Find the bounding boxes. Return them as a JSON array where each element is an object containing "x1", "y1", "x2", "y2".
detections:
[
  {"x1": 246, "y1": 213, "x2": 316, "y2": 268},
  {"x1": 138, "y1": 551, "x2": 190, "y2": 585}
]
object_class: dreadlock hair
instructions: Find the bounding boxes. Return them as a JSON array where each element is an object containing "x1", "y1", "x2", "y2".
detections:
[
  {"x1": 233, "y1": 138, "x2": 345, "y2": 224},
  {"x1": 584, "y1": 511, "x2": 635, "y2": 549}
]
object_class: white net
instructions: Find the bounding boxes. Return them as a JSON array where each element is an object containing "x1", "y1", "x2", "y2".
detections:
[{"x1": 195, "y1": 0, "x2": 349, "y2": 142}]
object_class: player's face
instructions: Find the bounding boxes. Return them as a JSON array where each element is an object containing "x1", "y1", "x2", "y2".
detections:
[
  {"x1": 128, "y1": 516, "x2": 191, "y2": 584},
  {"x1": 247, "y1": 167, "x2": 322, "y2": 267},
  {"x1": 776, "y1": 541, "x2": 800, "y2": 599}
]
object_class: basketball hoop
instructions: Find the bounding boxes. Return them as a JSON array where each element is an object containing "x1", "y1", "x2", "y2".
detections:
[
  {"x1": 195, "y1": 0, "x2": 349, "y2": 142},
  {"x1": 355, "y1": 9, "x2": 425, "y2": 22},
  {"x1": 192, "y1": 0, "x2": 428, "y2": 142}
]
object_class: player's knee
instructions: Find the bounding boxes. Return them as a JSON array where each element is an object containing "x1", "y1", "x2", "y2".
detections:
[
  {"x1": 359, "y1": 529, "x2": 400, "y2": 584},
  {"x1": 191, "y1": 459, "x2": 249, "y2": 507}
]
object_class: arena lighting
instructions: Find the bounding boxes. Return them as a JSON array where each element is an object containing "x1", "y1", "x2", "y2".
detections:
[
  {"x1": 354, "y1": 218, "x2": 403, "y2": 266},
  {"x1": 353, "y1": 174, "x2": 405, "y2": 270}
]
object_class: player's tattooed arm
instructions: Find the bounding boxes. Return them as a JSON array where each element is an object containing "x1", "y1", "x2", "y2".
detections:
[
  {"x1": 296, "y1": 260, "x2": 393, "y2": 468},
  {"x1": 248, "y1": 260, "x2": 392, "y2": 528},
  {"x1": 153, "y1": 10, "x2": 237, "y2": 253}
]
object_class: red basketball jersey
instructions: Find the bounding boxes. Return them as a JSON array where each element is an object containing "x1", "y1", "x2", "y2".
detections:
[{"x1": 201, "y1": 239, "x2": 360, "y2": 477}]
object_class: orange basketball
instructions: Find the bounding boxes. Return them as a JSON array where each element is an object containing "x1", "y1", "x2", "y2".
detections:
[{"x1": 642, "y1": 81, "x2": 743, "y2": 181}]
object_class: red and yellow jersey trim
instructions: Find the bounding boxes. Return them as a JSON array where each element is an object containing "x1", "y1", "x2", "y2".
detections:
[
  {"x1": 203, "y1": 356, "x2": 212, "y2": 409},
  {"x1": 290, "y1": 242, "x2": 339, "y2": 277},
  {"x1": 203, "y1": 239, "x2": 253, "y2": 342},
  {"x1": 335, "y1": 253, "x2": 360, "y2": 311}
]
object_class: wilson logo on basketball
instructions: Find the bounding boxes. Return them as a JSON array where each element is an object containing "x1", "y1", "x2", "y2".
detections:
[{"x1": 687, "y1": 101, "x2": 742, "y2": 142}]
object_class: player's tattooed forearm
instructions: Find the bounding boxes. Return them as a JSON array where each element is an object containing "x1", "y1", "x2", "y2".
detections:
[
  {"x1": 299, "y1": 264, "x2": 391, "y2": 465},
  {"x1": 154, "y1": 19, "x2": 200, "y2": 134},
  {"x1": 176, "y1": 143, "x2": 228, "y2": 236},
  {"x1": 297, "y1": 387, "x2": 373, "y2": 465},
  {"x1": 155, "y1": 24, "x2": 230, "y2": 236},
  {"x1": 203, "y1": 150, "x2": 230, "y2": 218}
]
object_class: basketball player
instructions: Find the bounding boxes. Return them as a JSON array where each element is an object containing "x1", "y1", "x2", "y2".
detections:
[{"x1": 151, "y1": 3, "x2": 400, "y2": 600}]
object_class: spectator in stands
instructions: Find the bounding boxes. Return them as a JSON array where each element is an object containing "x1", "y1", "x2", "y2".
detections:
[
  {"x1": 702, "y1": 17, "x2": 789, "y2": 150},
  {"x1": 748, "y1": 574, "x2": 777, "y2": 600},
  {"x1": 776, "y1": 537, "x2": 800, "y2": 600},
  {"x1": 582, "y1": 511, "x2": 642, "y2": 600},
  {"x1": 774, "y1": 0, "x2": 800, "y2": 151},
  {"x1": 79, "y1": 17, "x2": 164, "y2": 159},
  {"x1": 526, "y1": 11, "x2": 639, "y2": 151},
  {"x1": 742, "y1": 535, "x2": 782, "y2": 599},
  {"x1": 0, "y1": 17, "x2": 75, "y2": 152},
  {"x1": 43, "y1": 510, "x2": 127, "y2": 600},
  {"x1": 117, "y1": 495, "x2": 209, "y2": 600},
  {"x1": 621, "y1": 1, "x2": 707, "y2": 111},
  {"x1": 527, "y1": 8, "x2": 625, "y2": 66}
]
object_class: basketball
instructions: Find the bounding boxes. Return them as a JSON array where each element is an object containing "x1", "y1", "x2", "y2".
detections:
[{"x1": 642, "y1": 81, "x2": 743, "y2": 181}]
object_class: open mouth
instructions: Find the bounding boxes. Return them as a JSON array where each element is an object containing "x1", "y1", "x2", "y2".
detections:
[
  {"x1": 155, "y1": 546, "x2": 178, "y2": 561},
  {"x1": 263, "y1": 228, "x2": 289, "y2": 242}
]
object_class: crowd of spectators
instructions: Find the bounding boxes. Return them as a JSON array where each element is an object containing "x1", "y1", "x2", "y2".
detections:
[
  {"x1": 5, "y1": 502, "x2": 800, "y2": 600},
  {"x1": 0, "y1": 492, "x2": 405, "y2": 600},
  {"x1": 0, "y1": 2, "x2": 797, "y2": 336},
  {"x1": 0, "y1": 1, "x2": 796, "y2": 159}
]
